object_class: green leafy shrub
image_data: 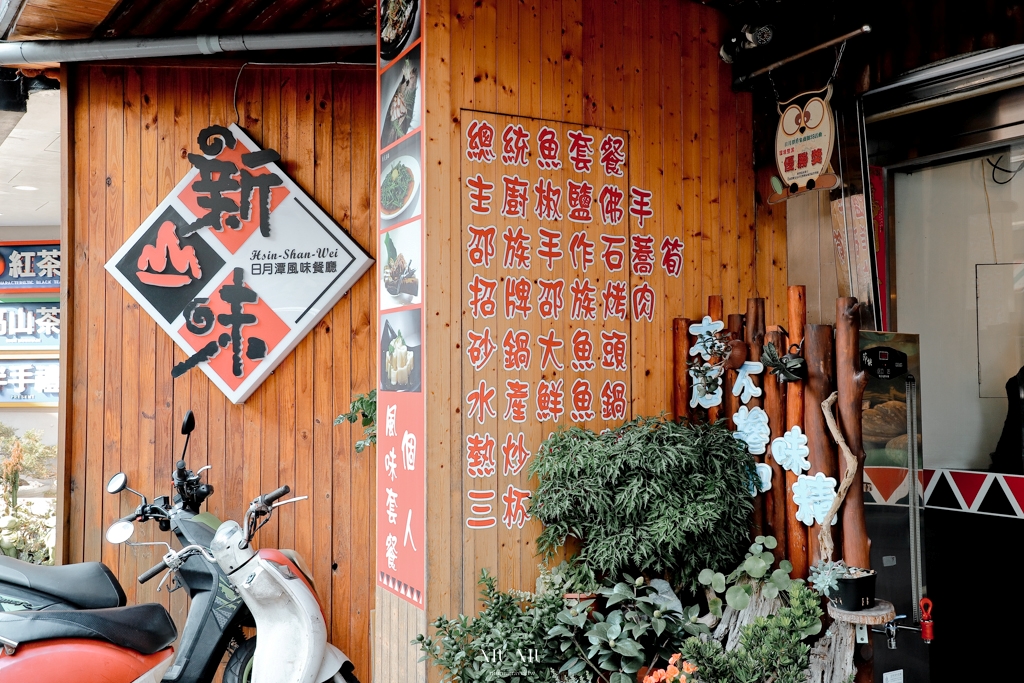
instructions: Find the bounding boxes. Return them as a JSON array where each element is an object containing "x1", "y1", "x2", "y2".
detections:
[
  {"x1": 678, "y1": 583, "x2": 822, "y2": 683},
  {"x1": 0, "y1": 504, "x2": 56, "y2": 565},
  {"x1": 547, "y1": 574, "x2": 708, "y2": 683},
  {"x1": 416, "y1": 568, "x2": 567, "y2": 682},
  {"x1": 529, "y1": 417, "x2": 757, "y2": 590},
  {"x1": 334, "y1": 389, "x2": 377, "y2": 452}
]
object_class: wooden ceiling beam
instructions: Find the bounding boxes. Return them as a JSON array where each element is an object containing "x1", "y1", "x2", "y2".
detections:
[
  {"x1": 210, "y1": 0, "x2": 275, "y2": 32},
  {"x1": 96, "y1": 0, "x2": 162, "y2": 38},
  {"x1": 173, "y1": 0, "x2": 231, "y2": 33},
  {"x1": 246, "y1": 0, "x2": 319, "y2": 33},
  {"x1": 128, "y1": 0, "x2": 205, "y2": 36},
  {"x1": 292, "y1": 0, "x2": 374, "y2": 31}
]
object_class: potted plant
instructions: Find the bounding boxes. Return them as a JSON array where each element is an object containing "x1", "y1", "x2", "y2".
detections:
[{"x1": 809, "y1": 560, "x2": 877, "y2": 611}]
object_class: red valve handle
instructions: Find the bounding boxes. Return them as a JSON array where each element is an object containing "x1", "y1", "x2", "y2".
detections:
[{"x1": 920, "y1": 597, "x2": 934, "y2": 643}]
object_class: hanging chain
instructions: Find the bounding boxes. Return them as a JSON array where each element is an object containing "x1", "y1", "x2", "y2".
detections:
[
  {"x1": 826, "y1": 40, "x2": 847, "y2": 89},
  {"x1": 768, "y1": 70, "x2": 781, "y2": 106}
]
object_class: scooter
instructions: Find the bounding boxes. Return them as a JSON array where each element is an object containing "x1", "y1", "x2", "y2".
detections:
[
  {"x1": 211, "y1": 488, "x2": 359, "y2": 683},
  {"x1": 103, "y1": 409, "x2": 258, "y2": 683},
  {"x1": 0, "y1": 410, "x2": 258, "y2": 683},
  {"x1": 0, "y1": 583, "x2": 178, "y2": 681},
  {"x1": 106, "y1": 484, "x2": 359, "y2": 683}
]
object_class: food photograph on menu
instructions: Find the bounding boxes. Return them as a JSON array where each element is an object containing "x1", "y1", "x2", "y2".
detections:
[{"x1": 379, "y1": 132, "x2": 422, "y2": 229}]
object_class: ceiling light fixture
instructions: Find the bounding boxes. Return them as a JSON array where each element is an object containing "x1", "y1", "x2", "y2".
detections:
[{"x1": 13, "y1": 185, "x2": 37, "y2": 191}]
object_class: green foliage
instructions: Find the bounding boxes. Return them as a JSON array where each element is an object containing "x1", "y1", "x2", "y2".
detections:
[
  {"x1": 334, "y1": 389, "x2": 377, "y2": 452},
  {"x1": 529, "y1": 417, "x2": 757, "y2": 591},
  {"x1": 415, "y1": 568, "x2": 566, "y2": 682},
  {"x1": 0, "y1": 503, "x2": 56, "y2": 565},
  {"x1": 678, "y1": 583, "x2": 823, "y2": 683},
  {"x1": 0, "y1": 423, "x2": 57, "y2": 480},
  {"x1": 547, "y1": 575, "x2": 708, "y2": 683},
  {"x1": 761, "y1": 341, "x2": 806, "y2": 383},
  {"x1": 808, "y1": 559, "x2": 848, "y2": 598},
  {"x1": 697, "y1": 535, "x2": 796, "y2": 616}
]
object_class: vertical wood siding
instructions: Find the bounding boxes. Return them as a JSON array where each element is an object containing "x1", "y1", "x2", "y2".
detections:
[
  {"x1": 62, "y1": 63, "x2": 377, "y2": 678},
  {"x1": 422, "y1": 0, "x2": 788, "y2": 644}
]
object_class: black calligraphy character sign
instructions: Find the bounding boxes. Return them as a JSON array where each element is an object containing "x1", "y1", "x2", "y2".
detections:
[
  {"x1": 171, "y1": 267, "x2": 268, "y2": 379},
  {"x1": 180, "y1": 125, "x2": 284, "y2": 239}
]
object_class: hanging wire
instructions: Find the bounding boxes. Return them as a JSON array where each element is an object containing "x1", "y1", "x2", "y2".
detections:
[
  {"x1": 986, "y1": 154, "x2": 1024, "y2": 185},
  {"x1": 826, "y1": 40, "x2": 847, "y2": 89},
  {"x1": 232, "y1": 60, "x2": 375, "y2": 125},
  {"x1": 769, "y1": 39, "x2": 846, "y2": 106}
]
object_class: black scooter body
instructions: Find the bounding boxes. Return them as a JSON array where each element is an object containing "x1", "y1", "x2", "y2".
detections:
[{"x1": 160, "y1": 506, "x2": 254, "y2": 683}]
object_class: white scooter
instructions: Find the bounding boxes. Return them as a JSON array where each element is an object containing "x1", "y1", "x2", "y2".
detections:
[{"x1": 108, "y1": 485, "x2": 359, "y2": 683}]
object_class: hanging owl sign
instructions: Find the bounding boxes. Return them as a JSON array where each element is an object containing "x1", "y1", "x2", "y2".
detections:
[{"x1": 770, "y1": 85, "x2": 839, "y2": 204}]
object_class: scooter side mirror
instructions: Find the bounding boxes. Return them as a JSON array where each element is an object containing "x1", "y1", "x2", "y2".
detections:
[
  {"x1": 107, "y1": 472, "x2": 128, "y2": 494},
  {"x1": 181, "y1": 410, "x2": 196, "y2": 436},
  {"x1": 105, "y1": 520, "x2": 136, "y2": 544}
]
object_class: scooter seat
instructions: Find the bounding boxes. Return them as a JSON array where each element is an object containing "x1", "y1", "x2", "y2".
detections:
[
  {"x1": 0, "y1": 603, "x2": 177, "y2": 654},
  {"x1": 0, "y1": 556, "x2": 126, "y2": 609}
]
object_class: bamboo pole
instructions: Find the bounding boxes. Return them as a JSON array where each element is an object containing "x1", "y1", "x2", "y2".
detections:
[
  {"x1": 725, "y1": 313, "x2": 745, "y2": 429},
  {"x1": 764, "y1": 329, "x2": 788, "y2": 552},
  {"x1": 707, "y1": 295, "x2": 724, "y2": 424},
  {"x1": 785, "y1": 286, "x2": 808, "y2": 578},
  {"x1": 804, "y1": 324, "x2": 838, "y2": 564},
  {"x1": 836, "y1": 298, "x2": 871, "y2": 568},
  {"x1": 673, "y1": 318, "x2": 692, "y2": 423}
]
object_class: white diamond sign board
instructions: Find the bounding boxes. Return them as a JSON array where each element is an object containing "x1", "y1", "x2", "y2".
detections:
[{"x1": 106, "y1": 123, "x2": 373, "y2": 404}]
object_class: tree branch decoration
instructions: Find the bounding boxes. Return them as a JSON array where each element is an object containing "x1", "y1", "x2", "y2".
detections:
[{"x1": 818, "y1": 391, "x2": 860, "y2": 563}]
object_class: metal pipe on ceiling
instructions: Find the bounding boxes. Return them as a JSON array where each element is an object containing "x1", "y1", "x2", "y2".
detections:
[{"x1": 0, "y1": 30, "x2": 376, "y2": 66}]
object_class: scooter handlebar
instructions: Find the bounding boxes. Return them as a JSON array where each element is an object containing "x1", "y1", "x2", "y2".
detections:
[
  {"x1": 260, "y1": 485, "x2": 290, "y2": 506},
  {"x1": 138, "y1": 559, "x2": 168, "y2": 584}
]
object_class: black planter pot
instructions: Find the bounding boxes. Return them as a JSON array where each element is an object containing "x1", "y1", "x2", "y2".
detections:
[{"x1": 834, "y1": 570, "x2": 877, "y2": 611}]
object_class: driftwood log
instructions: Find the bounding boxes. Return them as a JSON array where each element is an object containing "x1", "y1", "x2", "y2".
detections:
[
  {"x1": 836, "y1": 297, "x2": 871, "y2": 568},
  {"x1": 819, "y1": 392, "x2": 860, "y2": 562},
  {"x1": 786, "y1": 286, "x2": 809, "y2": 578}
]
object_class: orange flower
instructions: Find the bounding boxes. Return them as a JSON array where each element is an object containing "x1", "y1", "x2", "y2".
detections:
[
  {"x1": 666, "y1": 665, "x2": 680, "y2": 678},
  {"x1": 682, "y1": 661, "x2": 698, "y2": 675},
  {"x1": 669, "y1": 653, "x2": 681, "y2": 665}
]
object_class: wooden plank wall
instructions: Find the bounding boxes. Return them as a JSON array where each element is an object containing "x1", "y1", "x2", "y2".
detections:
[
  {"x1": 422, "y1": 0, "x2": 788, "y2": 638},
  {"x1": 61, "y1": 63, "x2": 377, "y2": 678}
]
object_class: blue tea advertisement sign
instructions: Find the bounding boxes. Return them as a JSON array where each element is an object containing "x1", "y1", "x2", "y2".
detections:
[
  {"x1": 0, "y1": 357, "x2": 59, "y2": 406},
  {"x1": 0, "y1": 241, "x2": 61, "y2": 296},
  {"x1": 0, "y1": 302, "x2": 60, "y2": 351}
]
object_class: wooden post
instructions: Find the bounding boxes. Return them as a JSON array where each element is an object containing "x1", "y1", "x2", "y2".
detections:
[
  {"x1": 836, "y1": 298, "x2": 871, "y2": 569},
  {"x1": 804, "y1": 324, "x2": 838, "y2": 564},
  {"x1": 785, "y1": 286, "x2": 808, "y2": 579},
  {"x1": 673, "y1": 318, "x2": 692, "y2": 422},
  {"x1": 744, "y1": 298, "x2": 766, "y2": 409},
  {"x1": 764, "y1": 330, "x2": 788, "y2": 553},
  {"x1": 707, "y1": 295, "x2": 724, "y2": 424},
  {"x1": 724, "y1": 313, "x2": 745, "y2": 429}
]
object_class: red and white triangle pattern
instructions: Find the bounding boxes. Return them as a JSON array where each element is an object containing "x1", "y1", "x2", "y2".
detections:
[{"x1": 863, "y1": 466, "x2": 1024, "y2": 519}]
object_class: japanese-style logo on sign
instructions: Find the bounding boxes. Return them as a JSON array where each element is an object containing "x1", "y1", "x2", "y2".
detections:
[
  {"x1": 106, "y1": 124, "x2": 373, "y2": 403},
  {"x1": 0, "y1": 241, "x2": 61, "y2": 296}
]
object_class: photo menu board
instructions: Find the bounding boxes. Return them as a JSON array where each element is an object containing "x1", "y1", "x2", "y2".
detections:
[
  {"x1": 376, "y1": 0, "x2": 426, "y2": 608},
  {"x1": 459, "y1": 112, "x2": 668, "y2": 542}
]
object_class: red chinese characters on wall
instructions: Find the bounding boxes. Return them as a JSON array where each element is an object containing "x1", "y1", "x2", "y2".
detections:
[{"x1": 461, "y1": 114, "x2": 669, "y2": 535}]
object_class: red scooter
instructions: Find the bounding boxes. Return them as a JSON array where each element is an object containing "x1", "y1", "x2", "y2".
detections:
[{"x1": 0, "y1": 600, "x2": 178, "y2": 680}]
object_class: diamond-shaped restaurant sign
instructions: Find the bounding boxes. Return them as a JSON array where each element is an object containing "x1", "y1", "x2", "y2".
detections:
[{"x1": 106, "y1": 124, "x2": 373, "y2": 403}]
